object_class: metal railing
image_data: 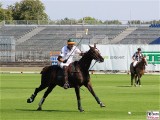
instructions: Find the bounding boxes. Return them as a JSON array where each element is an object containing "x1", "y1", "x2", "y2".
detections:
[{"x1": 2, "y1": 20, "x2": 159, "y2": 26}]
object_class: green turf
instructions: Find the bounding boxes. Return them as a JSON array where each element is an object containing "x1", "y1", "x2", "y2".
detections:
[{"x1": 0, "y1": 73, "x2": 159, "y2": 120}]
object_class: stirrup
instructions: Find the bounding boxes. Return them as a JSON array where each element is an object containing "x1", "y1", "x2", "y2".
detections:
[{"x1": 63, "y1": 82, "x2": 70, "y2": 89}]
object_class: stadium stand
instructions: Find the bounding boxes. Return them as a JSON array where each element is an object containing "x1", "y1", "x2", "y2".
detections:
[
  {"x1": 15, "y1": 25, "x2": 127, "y2": 51},
  {"x1": 0, "y1": 24, "x2": 160, "y2": 67},
  {"x1": 149, "y1": 24, "x2": 160, "y2": 28},
  {"x1": 16, "y1": 26, "x2": 46, "y2": 45},
  {"x1": 0, "y1": 25, "x2": 36, "y2": 39},
  {"x1": 150, "y1": 37, "x2": 160, "y2": 44},
  {"x1": 117, "y1": 26, "x2": 160, "y2": 44},
  {"x1": 110, "y1": 27, "x2": 137, "y2": 44}
]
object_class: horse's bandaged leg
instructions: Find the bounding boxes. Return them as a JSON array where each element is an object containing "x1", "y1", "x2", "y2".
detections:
[
  {"x1": 38, "y1": 97, "x2": 45, "y2": 107},
  {"x1": 63, "y1": 66, "x2": 69, "y2": 89}
]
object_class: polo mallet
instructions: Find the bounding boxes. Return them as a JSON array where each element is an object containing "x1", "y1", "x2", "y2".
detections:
[{"x1": 65, "y1": 29, "x2": 88, "y2": 61}]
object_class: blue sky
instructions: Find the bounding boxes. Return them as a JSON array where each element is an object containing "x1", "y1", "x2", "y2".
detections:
[{"x1": 1, "y1": 0, "x2": 160, "y2": 21}]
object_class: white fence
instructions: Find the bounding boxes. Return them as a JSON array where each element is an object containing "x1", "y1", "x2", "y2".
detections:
[{"x1": 81, "y1": 44, "x2": 160, "y2": 71}]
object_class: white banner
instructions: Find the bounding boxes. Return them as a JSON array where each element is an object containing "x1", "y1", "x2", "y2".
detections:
[{"x1": 81, "y1": 44, "x2": 160, "y2": 71}]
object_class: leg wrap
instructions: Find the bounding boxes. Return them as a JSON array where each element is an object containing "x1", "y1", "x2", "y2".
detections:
[{"x1": 63, "y1": 66, "x2": 68, "y2": 83}]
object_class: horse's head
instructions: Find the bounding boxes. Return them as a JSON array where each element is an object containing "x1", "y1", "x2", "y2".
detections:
[
  {"x1": 141, "y1": 56, "x2": 147, "y2": 66},
  {"x1": 87, "y1": 45, "x2": 104, "y2": 63}
]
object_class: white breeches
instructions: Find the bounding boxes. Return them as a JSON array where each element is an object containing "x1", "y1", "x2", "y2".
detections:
[
  {"x1": 59, "y1": 62, "x2": 69, "y2": 68},
  {"x1": 133, "y1": 61, "x2": 138, "y2": 67}
]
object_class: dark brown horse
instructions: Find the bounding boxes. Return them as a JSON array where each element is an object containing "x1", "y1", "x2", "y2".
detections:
[
  {"x1": 130, "y1": 57, "x2": 147, "y2": 86},
  {"x1": 27, "y1": 45, "x2": 105, "y2": 112}
]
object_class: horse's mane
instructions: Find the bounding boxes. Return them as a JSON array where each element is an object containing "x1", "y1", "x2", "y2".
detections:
[
  {"x1": 78, "y1": 50, "x2": 93, "y2": 70},
  {"x1": 136, "y1": 57, "x2": 146, "y2": 69}
]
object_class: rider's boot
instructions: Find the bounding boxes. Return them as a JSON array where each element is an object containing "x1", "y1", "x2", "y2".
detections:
[{"x1": 63, "y1": 66, "x2": 69, "y2": 89}]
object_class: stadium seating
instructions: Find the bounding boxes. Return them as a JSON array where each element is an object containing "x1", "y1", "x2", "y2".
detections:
[
  {"x1": 16, "y1": 25, "x2": 127, "y2": 51},
  {"x1": 0, "y1": 25, "x2": 35, "y2": 39},
  {"x1": 1, "y1": 24, "x2": 160, "y2": 65},
  {"x1": 118, "y1": 26, "x2": 160, "y2": 44},
  {"x1": 149, "y1": 24, "x2": 160, "y2": 28}
]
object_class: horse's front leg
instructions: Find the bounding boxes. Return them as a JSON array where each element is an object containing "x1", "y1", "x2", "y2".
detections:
[
  {"x1": 37, "y1": 84, "x2": 56, "y2": 110},
  {"x1": 137, "y1": 74, "x2": 142, "y2": 86},
  {"x1": 85, "y1": 81, "x2": 105, "y2": 107},
  {"x1": 75, "y1": 86, "x2": 84, "y2": 112},
  {"x1": 134, "y1": 75, "x2": 138, "y2": 87},
  {"x1": 131, "y1": 73, "x2": 134, "y2": 86},
  {"x1": 27, "y1": 85, "x2": 47, "y2": 103}
]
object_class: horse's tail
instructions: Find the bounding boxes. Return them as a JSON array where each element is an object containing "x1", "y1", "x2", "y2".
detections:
[{"x1": 130, "y1": 62, "x2": 134, "y2": 74}]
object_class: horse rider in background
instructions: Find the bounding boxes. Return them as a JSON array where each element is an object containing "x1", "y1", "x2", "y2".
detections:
[
  {"x1": 132, "y1": 48, "x2": 144, "y2": 73},
  {"x1": 57, "y1": 39, "x2": 83, "y2": 89}
]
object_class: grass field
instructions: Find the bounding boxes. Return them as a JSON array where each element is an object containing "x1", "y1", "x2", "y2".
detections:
[{"x1": 0, "y1": 73, "x2": 159, "y2": 120}]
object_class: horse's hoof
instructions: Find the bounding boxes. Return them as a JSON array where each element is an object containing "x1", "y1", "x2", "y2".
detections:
[
  {"x1": 63, "y1": 83, "x2": 70, "y2": 89},
  {"x1": 78, "y1": 108, "x2": 84, "y2": 112},
  {"x1": 27, "y1": 98, "x2": 32, "y2": 103},
  {"x1": 100, "y1": 102, "x2": 105, "y2": 107},
  {"x1": 79, "y1": 109, "x2": 84, "y2": 112},
  {"x1": 37, "y1": 107, "x2": 42, "y2": 111},
  {"x1": 27, "y1": 94, "x2": 35, "y2": 103}
]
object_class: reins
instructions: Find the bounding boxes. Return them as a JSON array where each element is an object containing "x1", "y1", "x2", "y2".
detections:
[
  {"x1": 83, "y1": 48, "x2": 101, "y2": 71},
  {"x1": 89, "y1": 60, "x2": 97, "y2": 70}
]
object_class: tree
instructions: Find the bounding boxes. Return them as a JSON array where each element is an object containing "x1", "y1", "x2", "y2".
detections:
[
  {"x1": 8, "y1": 0, "x2": 48, "y2": 20},
  {"x1": 8, "y1": 2, "x2": 21, "y2": 20},
  {"x1": 0, "y1": 8, "x2": 13, "y2": 22},
  {"x1": 104, "y1": 20, "x2": 122, "y2": 25},
  {"x1": 128, "y1": 20, "x2": 141, "y2": 24},
  {"x1": 78, "y1": 16, "x2": 103, "y2": 25},
  {"x1": 0, "y1": 2, "x2": 13, "y2": 22},
  {"x1": 57, "y1": 17, "x2": 78, "y2": 25}
]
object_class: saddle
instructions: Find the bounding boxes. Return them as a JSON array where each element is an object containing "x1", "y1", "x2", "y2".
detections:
[{"x1": 69, "y1": 61, "x2": 80, "y2": 73}]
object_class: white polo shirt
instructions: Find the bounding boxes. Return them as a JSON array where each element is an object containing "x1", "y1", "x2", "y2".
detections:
[{"x1": 59, "y1": 45, "x2": 81, "y2": 68}]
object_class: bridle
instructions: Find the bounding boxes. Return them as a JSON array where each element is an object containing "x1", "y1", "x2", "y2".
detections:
[
  {"x1": 86, "y1": 48, "x2": 103, "y2": 70},
  {"x1": 87, "y1": 48, "x2": 103, "y2": 63}
]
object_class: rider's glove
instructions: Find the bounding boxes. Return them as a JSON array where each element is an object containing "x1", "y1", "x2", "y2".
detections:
[{"x1": 63, "y1": 59, "x2": 68, "y2": 63}]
